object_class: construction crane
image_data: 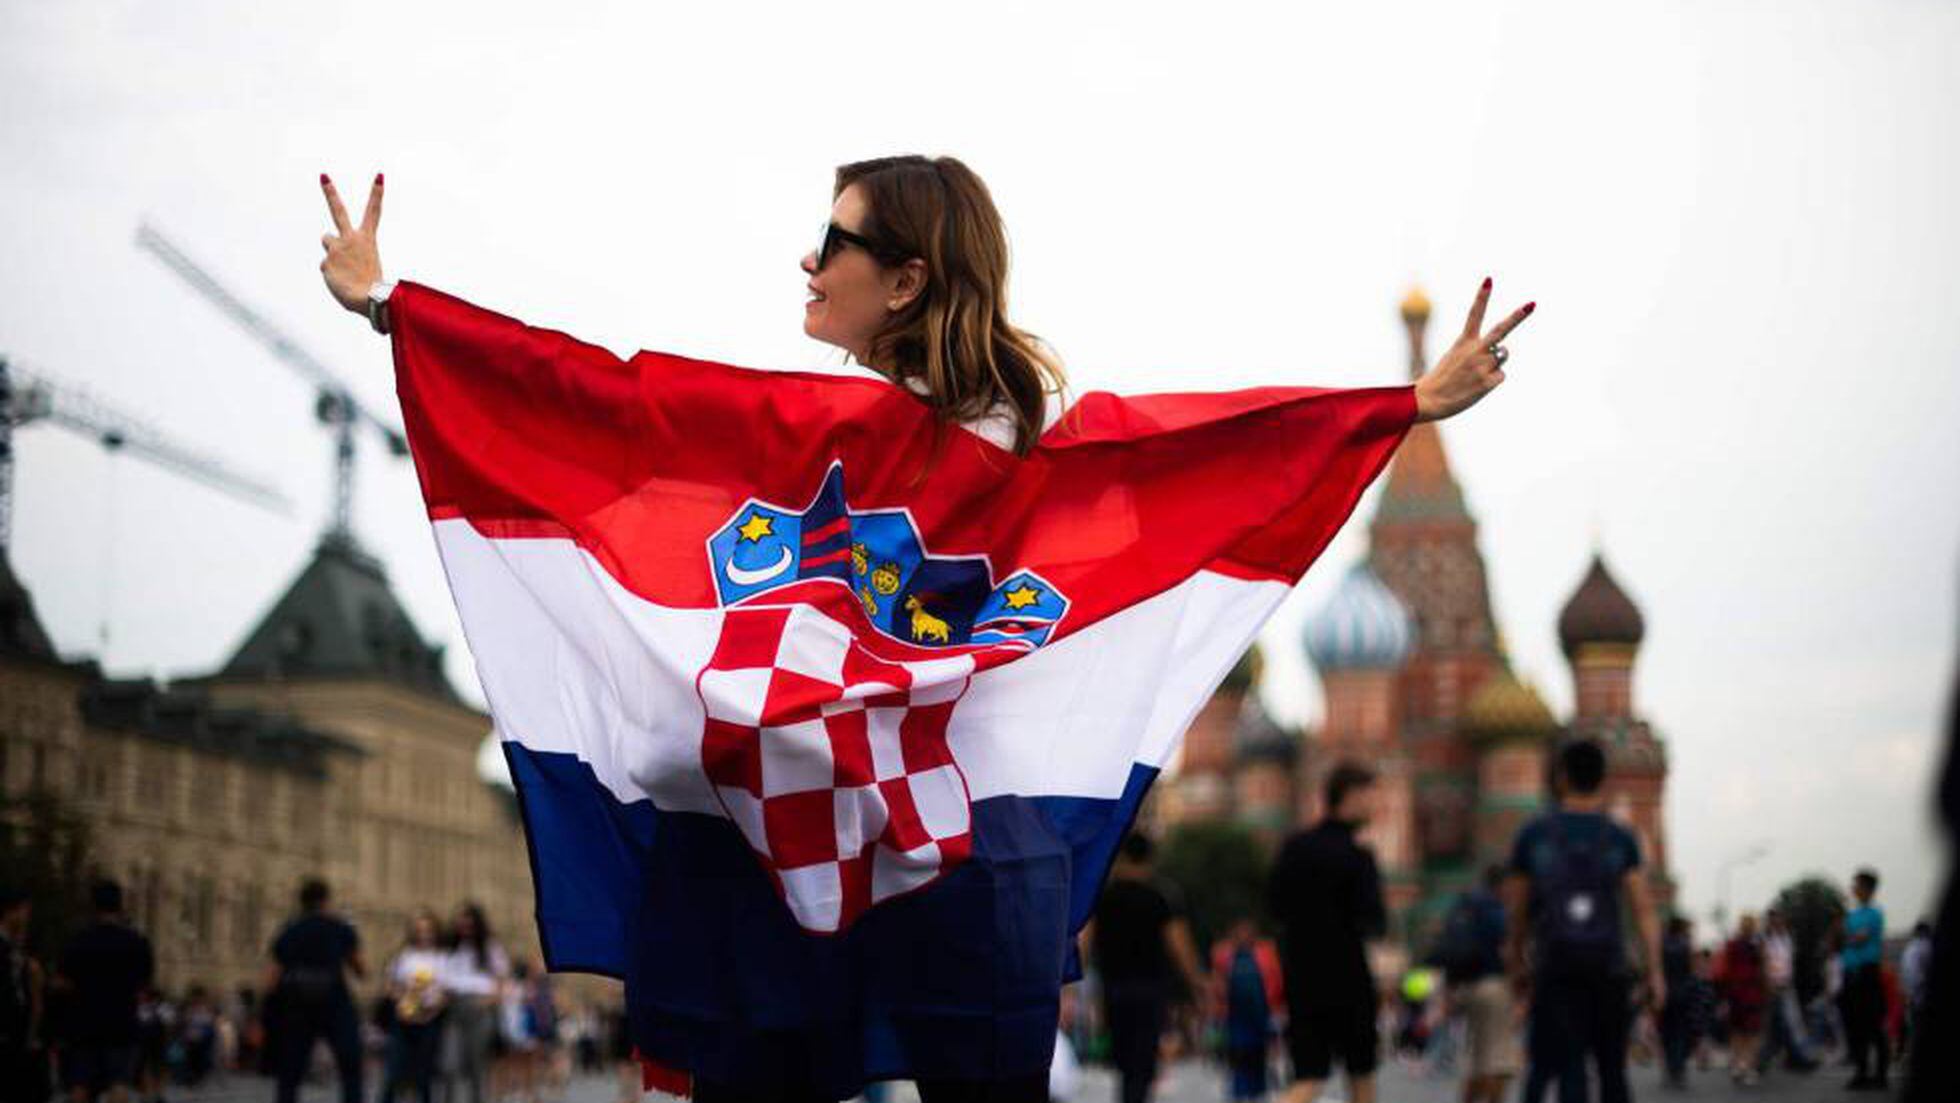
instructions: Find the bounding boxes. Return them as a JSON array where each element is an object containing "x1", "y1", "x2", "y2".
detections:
[
  {"x1": 0, "y1": 355, "x2": 291, "y2": 554},
  {"x1": 134, "y1": 222, "x2": 408, "y2": 547}
]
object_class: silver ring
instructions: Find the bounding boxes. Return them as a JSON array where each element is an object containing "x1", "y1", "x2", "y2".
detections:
[{"x1": 1490, "y1": 345, "x2": 1510, "y2": 366}]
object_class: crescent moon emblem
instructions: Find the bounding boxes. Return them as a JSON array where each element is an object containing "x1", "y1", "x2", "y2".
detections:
[{"x1": 724, "y1": 544, "x2": 794, "y2": 587}]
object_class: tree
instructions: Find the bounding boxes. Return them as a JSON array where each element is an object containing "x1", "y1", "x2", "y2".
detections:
[
  {"x1": 1158, "y1": 820, "x2": 1269, "y2": 956},
  {"x1": 1771, "y1": 875, "x2": 1847, "y2": 1004},
  {"x1": 0, "y1": 788, "x2": 97, "y2": 962}
]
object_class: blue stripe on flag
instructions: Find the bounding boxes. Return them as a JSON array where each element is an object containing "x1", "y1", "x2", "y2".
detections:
[{"x1": 502, "y1": 744, "x2": 1159, "y2": 1092}]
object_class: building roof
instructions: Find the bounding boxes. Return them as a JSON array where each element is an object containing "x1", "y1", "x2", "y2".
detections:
[
  {"x1": 0, "y1": 551, "x2": 58, "y2": 662},
  {"x1": 1233, "y1": 695, "x2": 1296, "y2": 763},
  {"x1": 1305, "y1": 561, "x2": 1414, "y2": 672},
  {"x1": 80, "y1": 677, "x2": 361, "y2": 777},
  {"x1": 1462, "y1": 665, "x2": 1559, "y2": 743},
  {"x1": 220, "y1": 535, "x2": 456, "y2": 699},
  {"x1": 1557, "y1": 552, "x2": 1646, "y2": 656}
]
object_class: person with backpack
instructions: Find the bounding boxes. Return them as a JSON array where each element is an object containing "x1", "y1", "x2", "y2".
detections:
[
  {"x1": 1209, "y1": 919, "x2": 1284, "y2": 1102},
  {"x1": 264, "y1": 878, "x2": 365, "y2": 1103},
  {"x1": 1503, "y1": 739, "x2": 1661, "y2": 1103},
  {"x1": 1427, "y1": 865, "x2": 1516, "y2": 1103}
]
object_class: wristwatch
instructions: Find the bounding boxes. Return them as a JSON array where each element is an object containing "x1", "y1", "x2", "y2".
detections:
[{"x1": 366, "y1": 280, "x2": 397, "y2": 335}]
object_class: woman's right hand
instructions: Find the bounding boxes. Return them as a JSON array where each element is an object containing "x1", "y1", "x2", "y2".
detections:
[{"x1": 319, "y1": 173, "x2": 384, "y2": 315}]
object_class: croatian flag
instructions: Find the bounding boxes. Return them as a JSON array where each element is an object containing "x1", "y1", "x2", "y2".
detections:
[{"x1": 387, "y1": 282, "x2": 1412, "y2": 1093}]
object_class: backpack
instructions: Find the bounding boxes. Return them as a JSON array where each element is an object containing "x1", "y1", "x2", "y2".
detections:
[
  {"x1": 1429, "y1": 895, "x2": 1498, "y2": 984},
  {"x1": 1226, "y1": 945, "x2": 1271, "y2": 1026},
  {"x1": 1530, "y1": 814, "x2": 1624, "y2": 975}
]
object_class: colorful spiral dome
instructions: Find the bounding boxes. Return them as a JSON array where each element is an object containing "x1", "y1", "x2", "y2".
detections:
[
  {"x1": 1305, "y1": 562, "x2": 1414, "y2": 672},
  {"x1": 1557, "y1": 552, "x2": 1646, "y2": 657},
  {"x1": 1462, "y1": 667, "x2": 1559, "y2": 744}
]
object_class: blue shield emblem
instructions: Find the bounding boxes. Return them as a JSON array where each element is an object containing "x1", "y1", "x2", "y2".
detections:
[{"x1": 706, "y1": 463, "x2": 1069, "y2": 650}]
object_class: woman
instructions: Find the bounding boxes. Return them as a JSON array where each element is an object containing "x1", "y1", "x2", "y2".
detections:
[
  {"x1": 1721, "y1": 914, "x2": 1769, "y2": 1087},
  {"x1": 380, "y1": 911, "x2": 450, "y2": 1103},
  {"x1": 316, "y1": 156, "x2": 1528, "y2": 1101},
  {"x1": 438, "y1": 904, "x2": 508, "y2": 1103}
]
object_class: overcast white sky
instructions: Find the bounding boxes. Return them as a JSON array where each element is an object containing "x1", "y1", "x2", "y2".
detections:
[{"x1": 3, "y1": 0, "x2": 1955, "y2": 932}]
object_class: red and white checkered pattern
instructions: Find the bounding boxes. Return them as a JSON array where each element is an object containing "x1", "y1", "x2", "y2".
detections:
[{"x1": 697, "y1": 602, "x2": 977, "y2": 933}]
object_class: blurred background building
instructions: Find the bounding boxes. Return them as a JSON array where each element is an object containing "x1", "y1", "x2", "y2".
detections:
[{"x1": 0, "y1": 532, "x2": 540, "y2": 997}]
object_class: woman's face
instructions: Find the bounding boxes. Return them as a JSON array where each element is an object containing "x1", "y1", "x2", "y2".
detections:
[
  {"x1": 455, "y1": 909, "x2": 478, "y2": 938},
  {"x1": 801, "y1": 183, "x2": 920, "y2": 366},
  {"x1": 411, "y1": 914, "x2": 437, "y2": 946}
]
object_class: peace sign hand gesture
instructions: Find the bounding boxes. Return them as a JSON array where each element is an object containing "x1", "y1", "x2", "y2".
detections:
[
  {"x1": 1413, "y1": 278, "x2": 1535, "y2": 422},
  {"x1": 318, "y1": 173, "x2": 385, "y2": 315}
]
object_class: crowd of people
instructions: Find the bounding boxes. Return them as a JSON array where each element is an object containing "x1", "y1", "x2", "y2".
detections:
[
  {"x1": 1084, "y1": 738, "x2": 1934, "y2": 1103},
  {"x1": 0, "y1": 735, "x2": 1936, "y2": 1103},
  {"x1": 0, "y1": 878, "x2": 641, "y2": 1103}
]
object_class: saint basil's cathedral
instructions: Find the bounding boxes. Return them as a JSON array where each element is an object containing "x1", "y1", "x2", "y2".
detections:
[{"x1": 1156, "y1": 287, "x2": 1674, "y2": 953}]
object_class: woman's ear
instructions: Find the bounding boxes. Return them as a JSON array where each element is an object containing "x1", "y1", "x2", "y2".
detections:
[{"x1": 887, "y1": 258, "x2": 928, "y2": 312}]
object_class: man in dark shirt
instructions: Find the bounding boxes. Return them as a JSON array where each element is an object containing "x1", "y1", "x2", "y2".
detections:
[
  {"x1": 1269, "y1": 762, "x2": 1387, "y2": 1103},
  {"x1": 1504, "y1": 739, "x2": 1659, "y2": 1103},
  {"x1": 54, "y1": 879, "x2": 153, "y2": 1103},
  {"x1": 1089, "y1": 833, "x2": 1205, "y2": 1103},
  {"x1": 265, "y1": 878, "x2": 364, "y2": 1103}
]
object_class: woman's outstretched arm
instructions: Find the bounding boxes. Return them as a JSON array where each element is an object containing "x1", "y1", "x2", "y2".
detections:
[
  {"x1": 318, "y1": 172, "x2": 386, "y2": 320},
  {"x1": 1412, "y1": 277, "x2": 1535, "y2": 422}
]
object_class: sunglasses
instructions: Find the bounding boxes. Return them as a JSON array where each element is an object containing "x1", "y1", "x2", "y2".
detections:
[{"x1": 815, "y1": 221, "x2": 907, "y2": 272}]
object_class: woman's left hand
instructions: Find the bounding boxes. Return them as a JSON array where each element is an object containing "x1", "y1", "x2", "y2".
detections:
[{"x1": 1414, "y1": 278, "x2": 1534, "y2": 422}]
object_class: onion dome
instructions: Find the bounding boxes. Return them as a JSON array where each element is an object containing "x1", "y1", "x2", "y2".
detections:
[
  {"x1": 1400, "y1": 284, "x2": 1431, "y2": 323},
  {"x1": 1557, "y1": 552, "x2": 1646, "y2": 657},
  {"x1": 1463, "y1": 666, "x2": 1559, "y2": 744},
  {"x1": 1305, "y1": 562, "x2": 1414, "y2": 672},
  {"x1": 1234, "y1": 696, "x2": 1296, "y2": 764}
]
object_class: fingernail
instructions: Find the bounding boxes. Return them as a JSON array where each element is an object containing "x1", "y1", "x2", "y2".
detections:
[
  {"x1": 1482, "y1": 276, "x2": 1492, "y2": 290},
  {"x1": 375, "y1": 173, "x2": 384, "y2": 185},
  {"x1": 320, "y1": 173, "x2": 330, "y2": 185},
  {"x1": 1524, "y1": 301, "x2": 1536, "y2": 313}
]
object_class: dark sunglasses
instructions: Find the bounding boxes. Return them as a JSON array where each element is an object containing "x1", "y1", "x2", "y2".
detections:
[{"x1": 815, "y1": 221, "x2": 907, "y2": 271}]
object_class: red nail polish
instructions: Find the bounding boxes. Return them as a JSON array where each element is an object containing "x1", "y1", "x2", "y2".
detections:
[
  {"x1": 320, "y1": 173, "x2": 330, "y2": 184},
  {"x1": 1524, "y1": 301, "x2": 1536, "y2": 313},
  {"x1": 375, "y1": 173, "x2": 384, "y2": 185},
  {"x1": 1482, "y1": 276, "x2": 1492, "y2": 290}
]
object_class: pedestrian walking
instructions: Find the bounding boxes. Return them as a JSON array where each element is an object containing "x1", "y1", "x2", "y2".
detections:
[
  {"x1": 1269, "y1": 762, "x2": 1390, "y2": 1103},
  {"x1": 1657, "y1": 917, "x2": 1695, "y2": 1089},
  {"x1": 1839, "y1": 868, "x2": 1890, "y2": 1090},
  {"x1": 1089, "y1": 833, "x2": 1206, "y2": 1103},
  {"x1": 1718, "y1": 913, "x2": 1767, "y2": 1086},
  {"x1": 54, "y1": 879, "x2": 154, "y2": 1103},
  {"x1": 265, "y1": 878, "x2": 364, "y2": 1103},
  {"x1": 0, "y1": 884, "x2": 48, "y2": 1103},
  {"x1": 438, "y1": 903, "x2": 508, "y2": 1103},
  {"x1": 1502, "y1": 739, "x2": 1661, "y2": 1103},
  {"x1": 1209, "y1": 919, "x2": 1284, "y2": 1103},
  {"x1": 380, "y1": 911, "x2": 450, "y2": 1103},
  {"x1": 1427, "y1": 866, "x2": 1517, "y2": 1103},
  {"x1": 1753, "y1": 908, "x2": 1817, "y2": 1075}
]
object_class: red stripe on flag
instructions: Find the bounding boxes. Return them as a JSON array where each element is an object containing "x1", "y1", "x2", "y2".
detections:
[
  {"x1": 804, "y1": 515, "x2": 851, "y2": 543},
  {"x1": 802, "y1": 548, "x2": 850, "y2": 569}
]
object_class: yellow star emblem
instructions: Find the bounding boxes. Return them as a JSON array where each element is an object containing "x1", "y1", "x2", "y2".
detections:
[
  {"x1": 1003, "y1": 584, "x2": 1042, "y2": 610},
  {"x1": 737, "y1": 513, "x2": 775, "y2": 543}
]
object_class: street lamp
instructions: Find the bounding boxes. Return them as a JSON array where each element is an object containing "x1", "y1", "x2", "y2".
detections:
[{"x1": 1713, "y1": 841, "x2": 1772, "y2": 936}]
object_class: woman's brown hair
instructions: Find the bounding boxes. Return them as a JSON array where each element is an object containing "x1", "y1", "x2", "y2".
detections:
[{"x1": 834, "y1": 155, "x2": 1065, "y2": 456}]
